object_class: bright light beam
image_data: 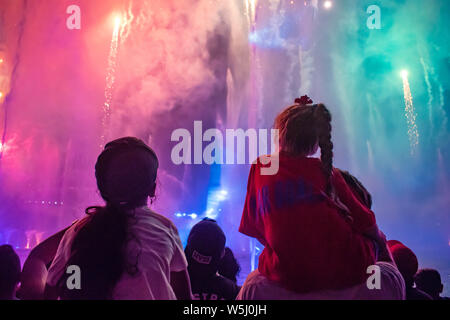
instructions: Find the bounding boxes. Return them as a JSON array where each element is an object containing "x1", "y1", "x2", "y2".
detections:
[
  {"x1": 101, "y1": 15, "x2": 122, "y2": 147},
  {"x1": 400, "y1": 69, "x2": 408, "y2": 79},
  {"x1": 401, "y1": 70, "x2": 419, "y2": 155},
  {"x1": 323, "y1": 1, "x2": 333, "y2": 9}
]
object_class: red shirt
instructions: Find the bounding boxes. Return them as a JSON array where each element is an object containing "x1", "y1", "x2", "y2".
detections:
[{"x1": 239, "y1": 153, "x2": 376, "y2": 293}]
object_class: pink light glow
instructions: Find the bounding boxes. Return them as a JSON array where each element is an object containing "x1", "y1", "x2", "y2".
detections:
[
  {"x1": 0, "y1": 137, "x2": 17, "y2": 156},
  {"x1": 115, "y1": 16, "x2": 121, "y2": 27}
]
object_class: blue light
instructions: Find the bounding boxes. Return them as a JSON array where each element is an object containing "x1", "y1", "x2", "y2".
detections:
[
  {"x1": 205, "y1": 208, "x2": 215, "y2": 218},
  {"x1": 175, "y1": 212, "x2": 199, "y2": 220},
  {"x1": 205, "y1": 188, "x2": 229, "y2": 219},
  {"x1": 248, "y1": 28, "x2": 284, "y2": 48}
]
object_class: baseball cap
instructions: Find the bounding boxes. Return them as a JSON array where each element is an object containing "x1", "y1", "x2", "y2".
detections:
[{"x1": 185, "y1": 219, "x2": 226, "y2": 266}]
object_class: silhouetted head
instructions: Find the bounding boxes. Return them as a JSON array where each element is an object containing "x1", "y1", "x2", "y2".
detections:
[
  {"x1": 185, "y1": 219, "x2": 226, "y2": 278},
  {"x1": 275, "y1": 96, "x2": 334, "y2": 195},
  {"x1": 0, "y1": 245, "x2": 21, "y2": 300},
  {"x1": 415, "y1": 269, "x2": 444, "y2": 300},
  {"x1": 338, "y1": 170, "x2": 372, "y2": 209},
  {"x1": 218, "y1": 247, "x2": 241, "y2": 283},
  {"x1": 387, "y1": 240, "x2": 418, "y2": 288},
  {"x1": 95, "y1": 137, "x2": 159, "y2": 207}
]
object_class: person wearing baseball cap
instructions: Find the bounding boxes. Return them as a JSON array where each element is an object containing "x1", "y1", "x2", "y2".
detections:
[
  {"x1": 185, "y1": 219, "x2": 240, "y2": 300},
  {"x1": 387, "y1": 240, "x2": 432, "y2": 300}
]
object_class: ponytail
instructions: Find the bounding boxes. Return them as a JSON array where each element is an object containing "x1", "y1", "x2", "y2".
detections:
[
  {"x1": 57, "y1": 204, "x2": 137, "y2": 300},
  {"x1": 313, "y1": 103, "x2": 334, "y2": 196}
]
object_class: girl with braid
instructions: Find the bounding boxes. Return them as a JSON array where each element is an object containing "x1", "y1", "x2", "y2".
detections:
[{"x1": 239, "y1": 96, "x2": 385, "y2": 293}]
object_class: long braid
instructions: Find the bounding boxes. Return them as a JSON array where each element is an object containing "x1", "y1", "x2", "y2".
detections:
[
  {"x1": 314, "y1": 104, "x2": 334, "y2": 196},
  {"x1": 275, "y1": 98, "x2": 351, "y2": 219}
]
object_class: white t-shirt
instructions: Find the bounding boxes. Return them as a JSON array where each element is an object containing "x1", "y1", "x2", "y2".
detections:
[
  {"x1": 236, "y1": 262, "x2": 405, "y2": 300},
  {"x1": 46, "y1": 206, "x2": 188, "y2": 300}
]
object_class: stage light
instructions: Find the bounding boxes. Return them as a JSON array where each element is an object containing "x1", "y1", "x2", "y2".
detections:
[
  {"x1": 0, "y1": 92, "x2": 3, "y2": 98},
  {"x1": 323, "y1": 1, "x2": 333, "y2": 9},
  {"x1": 205, "y1": 208, "x2": 216, "y2": 219},
  {"x1": 0, "y1": 58, "x2": 3, "y2": 64},
  {"x1": 0, "y1": 142, "x2": 3, "y2": 153},
  {"x1": 174, "y1": 212, "x2": 199, "y2": 219},
  {"x1": 216, "y1": 190, "x2": 228, "y2": 201}
]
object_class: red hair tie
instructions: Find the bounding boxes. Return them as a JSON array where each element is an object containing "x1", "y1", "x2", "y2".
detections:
[{"x1": 295, "y1": 95, "x2": 313, "y2": 105}]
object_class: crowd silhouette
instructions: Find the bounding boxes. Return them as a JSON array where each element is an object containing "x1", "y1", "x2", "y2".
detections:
[{"x1": 1, "y1": 97, "x2": 447, "y2": 300}]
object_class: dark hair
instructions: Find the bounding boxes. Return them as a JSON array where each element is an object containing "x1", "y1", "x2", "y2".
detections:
[
  {"x1": 338, "y1": 170, "x2": 372, "y2": 209},
  {"x1": 274, "y1": 98, "x2": 334, "y2": 195},
  {"x1": 0, "y1": 245, "x2": 21, "y2": 299},
  {"x1": 58, "y1": 137, "x2": 158, "y2": 299},
  {"x1": 218, "y1": 247, "x2": 241, "y2": 283},
  {"x1": 414, "y1": 269, "x2": 443, "y2": 298}
]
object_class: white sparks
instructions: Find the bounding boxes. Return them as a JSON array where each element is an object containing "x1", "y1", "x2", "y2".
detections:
[
  {"x1": 401, "y1": 71, "x2": 419, "y2": 155},
  {"x1": 100, "y1": 16, "x2": 122, "y2": 147}
]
